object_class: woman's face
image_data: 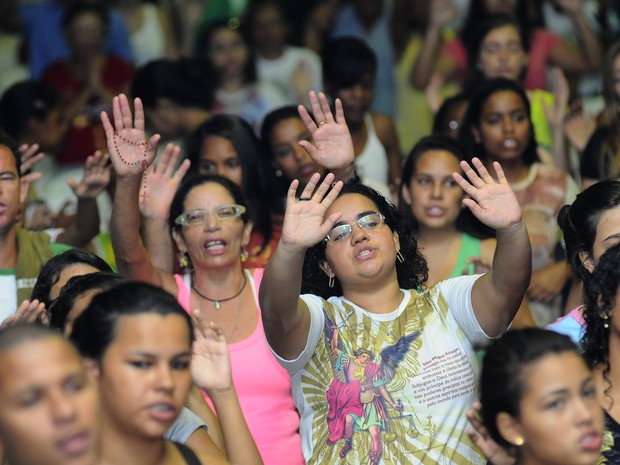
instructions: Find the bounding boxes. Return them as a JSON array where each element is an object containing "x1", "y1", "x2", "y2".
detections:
[
  {"x1": 502, "y1": 352, "x2": 603, "y2": 465},
  {"x1": 250, "y1": 3, "x2": 287, "y2": 52},
  {"x1": 199, "y1": 136, "x2": 243, "y2": 186},
  {"x1": 30, "y1": 108, "x2": 66, "y2": 153},
  {"x1": 402, "y1": 150, "x2": 463, "y2": 231},
  {"x1": 206, "y1": 27, "x2": 248, "y2": 79},
  {"x1": 474, "y1": 90, "x2": 531, "y2": 163},
  {"x1": 334, "y1": 71, "x2": 375, "y2": 125},
  {"x1": 479, "y1": 25, "x2": 527, "y2": 81},
  {"x1": 65, "y1": 12, "x2": 106, "y2": 58},
  {"x1": 174, "y1": 182, "x2": 252, "y2": 270},
  {"x1": 582, "y1": 205, "x2": 620, "y2": 273},
  {"x1": 323, "y1": 193, "x2": 399, "y2": 288},
  {"x1": 0, "y1": 337, "x2": 99, "y2": 465},
  {"x1": 96, "y1": 313, "x2": 192, "y2": 439},
  {"x1": 269, "y1": 117, "x2": 323, "y2": 187}
]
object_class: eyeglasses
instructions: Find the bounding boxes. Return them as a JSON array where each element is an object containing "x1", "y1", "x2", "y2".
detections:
[
  {"x1": 174, "y1": 205, "x2": 246, "y2": 226},
  {"x1": 325, "y1": 213, "x2": 385, "y2": 243}
]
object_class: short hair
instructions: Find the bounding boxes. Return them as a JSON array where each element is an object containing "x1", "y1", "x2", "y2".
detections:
[
  {"x1": 61, "y1": 2, "x2": 109, "y2": 33},
  {"x1": 0, "y1": 324, "x2": 66, "y2": 354},
  {"x1": 322, "y1": 36, "x2": 377, "y2": 94},
  {"x1": 480, "y1": 328, "x2": 580, "y2": 449},
  {"x1": 69, "y1": 282, "x2": 193, "y2": 361},
  {"x1": 0, "y1": 129, "x2": 21, "y2": 175},
  {"x1": 301, "y1": 183, "x2": 428, "y2": 298}
]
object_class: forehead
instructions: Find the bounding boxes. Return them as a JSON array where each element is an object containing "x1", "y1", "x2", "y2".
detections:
[
  {"x1": 200, "y1": 136, "x2": 237, "y2": 159},
  {"x1": 272, "y1": 117, "x2": 307, "y2": 140},
  {"x1": 185, "y1": 182, "x2": 235, "y2": 209},
  {"x1": 481, "y1": 90, "x2": 526, "y2": 112},
  {"x1": 326, "y1": 193, "x2": 379, "y2": 220},
  {"x1": 483, "y1": 24, "x2": 521, "y2": 42},
  {"x1": 415, "y1": 150, "x2": 461, "y2": 173},
  {"x1": 0, "y1": 145, "x2": 18, "y2": 174},
  {"x1": 594, "y1": 205, "x2": 620, "y2": 240},
  {"x1": 109, "y1": 313, "x2": 190, "y2": 351},
  {"x1": 0, "y1": 338, "x2": 82, "y2": 393},
  {"x1": 520, "y1": 352, "x2": 587, "y2": 399}
]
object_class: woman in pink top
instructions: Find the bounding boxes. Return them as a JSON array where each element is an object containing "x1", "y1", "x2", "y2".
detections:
[{"x1": 101, "y1": 94, "x2": 304, "y2": 465}]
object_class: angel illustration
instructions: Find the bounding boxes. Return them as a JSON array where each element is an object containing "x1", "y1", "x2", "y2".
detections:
[{"x1": 324, "y1": 311, "x2": 419, "y2": 465}]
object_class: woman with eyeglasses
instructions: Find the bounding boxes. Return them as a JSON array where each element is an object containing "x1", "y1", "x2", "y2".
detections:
[
  {"x1": 102, "y1": 94, "x2": 304, "y2": 465},
  {"x1": 257, "y1": 95, "x2": 531, "y2": 463}
]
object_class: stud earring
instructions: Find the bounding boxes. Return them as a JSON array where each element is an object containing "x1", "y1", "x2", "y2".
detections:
[
  {"x1": 602, "y1": 313, "x2": 610, "y2": 329},
  {"x1": 514, "y1": 437, "x2": 524, "y2": 446}
]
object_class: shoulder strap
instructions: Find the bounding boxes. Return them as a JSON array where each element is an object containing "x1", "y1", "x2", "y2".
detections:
[{"x1": 174, "y1": 442, "x2": 202, "y2": 465}]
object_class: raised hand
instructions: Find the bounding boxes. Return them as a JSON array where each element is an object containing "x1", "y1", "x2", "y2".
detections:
[
  {"x1": 1, "y1": 299, "x2": 46, "y2": 329},
  {"x1": 453, "y1": 158, "x2": 522, "y2": 230},
  {"x1": 466, "y1": 402, "x2": 516, "y2": 465},
  {"x1": 281, "y1": 173, "x2": 343, "y2": 250},
  {"x1": 542, "y1": 67, "x2": 569, "y2": 128},
  {"x1": 298, "y1": 91, "x2": 355, "y2": 171},
  {"x1": 428, "y1": 0, "x2": 458, "y2": 28},
  {"x1": 190, "y1": 310, "x2": 233, "y2": 395},
  {"x1": 100, "y1": 94, "x2": 159, "y2": 178},
  {"x1": 139, "y1": 143, "x2": 190, "y2": 219},
  {"x1": 18, "y1": 143, "x2": 45, "y2": 184},
  {"x1": 66, "y1": 150, "x2": 111, "y2": 199}
]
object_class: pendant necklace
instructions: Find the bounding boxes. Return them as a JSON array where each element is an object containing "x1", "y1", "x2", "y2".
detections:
[{"x1": 192, "y1": 273, "x2": 247, "y2": 310}]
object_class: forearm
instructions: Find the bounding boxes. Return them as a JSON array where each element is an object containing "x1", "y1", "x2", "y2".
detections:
[
  {"x1": 551, "y1": 121, "x2": 569, "y2": 172},
  {"x1": 259, "y1": 242, "x2": 310, "y2": 358},
  {"x1": 209, "y1": 388, "x2": 264, "y2": 465},
  {"x1": 111, "y1": 176, "x2": 157, "y2": 282},
  {"x1": 473, "y1": 221, "x2": 531, "y2": 335},
  {"x1": 186, "y1": 386, "x2": 224, "y2": 450},
  {"x1": 143, "y1": 216, "x2": 175, "y2": 272},
  {"x1": 410, "y1": 25, "x2": 443, "y2": 90},
  {"x1": 56, "y1": 197, "x2": 100, "y2": 247}
]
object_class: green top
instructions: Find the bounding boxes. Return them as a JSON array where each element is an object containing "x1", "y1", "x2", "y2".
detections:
[{"x1": 450, "y1": 233, "x2": 481, "y2": 278}]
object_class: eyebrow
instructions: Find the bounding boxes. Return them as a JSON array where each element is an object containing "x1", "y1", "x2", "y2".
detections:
[
  {"x1": 603, "y1": 233, "x2": 620, "y2": 243},
  {"x1": 130, "y1": 351, "x2": 191, "y2": 358},
  {"x1": 331, "y1": 211, "x2": 377, "y2": 227}
]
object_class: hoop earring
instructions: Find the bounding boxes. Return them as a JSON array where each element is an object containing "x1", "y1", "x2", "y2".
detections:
[
  {"x1": 328, "y1": 275, "x2": 335, "y2": 288},
  {"x1": 396, "y1": 250, "x2": 405, "y2": 263},
  {"x1": 241, "y1": 246, "x2": 249, "y2": 263}
]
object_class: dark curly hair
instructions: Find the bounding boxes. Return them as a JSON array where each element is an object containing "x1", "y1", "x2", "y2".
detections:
[
  {"x1": 582, "y1": 242, "x2": 620, "y2": 369},
  {"x1": 301, "y1": 183, "x2": 428, "y2": 298}
]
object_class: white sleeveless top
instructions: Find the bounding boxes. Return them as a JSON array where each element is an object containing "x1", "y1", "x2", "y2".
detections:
[{"x1": 355, "y1": 113, "x2": 389, "y2": 187}]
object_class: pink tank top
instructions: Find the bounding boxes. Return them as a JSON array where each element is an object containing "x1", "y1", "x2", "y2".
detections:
[{"x1": 175, "y1": 270, "x2": 304, "y2": 465}]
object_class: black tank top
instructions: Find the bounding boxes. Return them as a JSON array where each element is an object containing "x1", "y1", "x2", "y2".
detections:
[{"x1": 174, "y1": 442, "x2": 202, "y2": 465}]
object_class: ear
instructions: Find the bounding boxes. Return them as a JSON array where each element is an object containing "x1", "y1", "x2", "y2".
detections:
[
  {"x1": 19, "y1": 176, "x2": 30, "y2": 207},
  {"x1": 38, "y1": 310, "x2": 50, "y2": 327},
  {"x1": 579, "y1": 251, "x2": 595, "y2": 274},
  {"x1": 319, "y1": 261, "x2": 335, "y2": 279},
  {"x1": 393, "y1": 231, "x2": 400, "y2": 251},
  {"x1": 172, "y1": 229, "x2": 186, "y2": 255},
  {"x1": 496, "y1": 412, "x2": 523, "y2": 448},
  {"x1": 401, "y1": 183, "x2": 412, "y2": 206},
  {"x1": 242, "y1": 220, "x2": 253, "y2": 247},
  {"x1": 83, "y1": 358, "x2": 101, "y2": 383}
]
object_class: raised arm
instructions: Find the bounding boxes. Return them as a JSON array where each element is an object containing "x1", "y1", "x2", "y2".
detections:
[
  {"x1": 140, "y1": 147, "x2": 191, "y2": 272},
  {"x1": 101, "y1": 94, "x2": 175, "y2": 292},
  {"x1": 57, "y1": 151, "x2": 110, "y2": 247},
  {"x1": 453, "y1": 158, "x2": 531, "y2": 336},
  {"x1": 259, "y1": 173, "x2": 343, "y2": 360}
]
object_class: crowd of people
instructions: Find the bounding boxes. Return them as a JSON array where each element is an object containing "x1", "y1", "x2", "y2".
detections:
[{"x1": 1, "y1": 0, "x2": 620, "y2": 465}]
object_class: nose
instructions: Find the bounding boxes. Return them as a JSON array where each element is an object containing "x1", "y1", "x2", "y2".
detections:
[
  {"x1": 349, "y1": 222, "x2": 369, "y2": 245},
  {"x1": 155, "y1": 364, "x2": 174, "y2": 392},
  {"x1": 202, "y1": 212, "x2": 221, "y2": 231},
  {"x1": 49, "y1": 392, "x2": 77, "y2": 424},
  {"x1": 430, "y1": 181, "x2": 443, "y2": 198},
  {"x1": 502, "y1": 115, "x2": 515, "y2": 134},
  {"x1": 293, "y1": 144, "x2": 309, "y2": 163},
  {"x1": 350, "y1": 84, "x2": 364, "y2": 99}
]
